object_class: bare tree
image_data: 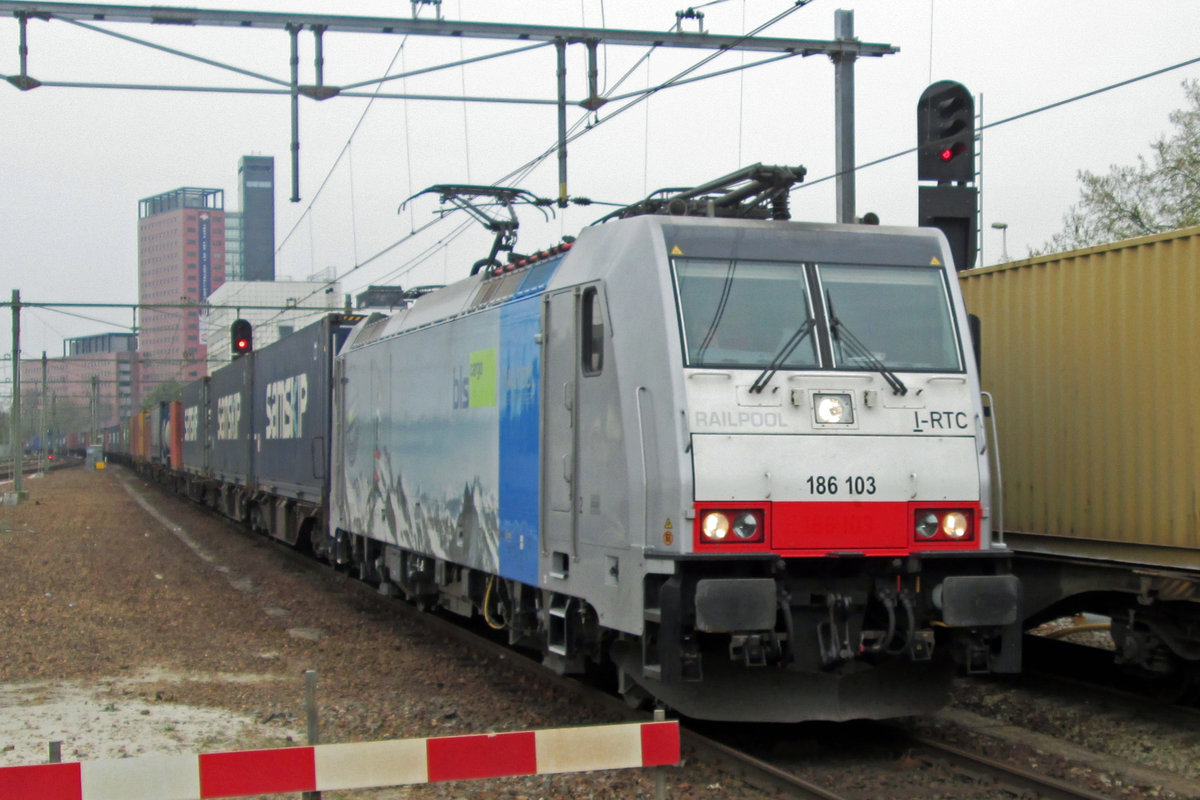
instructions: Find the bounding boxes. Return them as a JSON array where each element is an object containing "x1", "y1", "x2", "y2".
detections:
[{"x1": 1036, "y1": 80, "x2": 1200, "y2": 254}]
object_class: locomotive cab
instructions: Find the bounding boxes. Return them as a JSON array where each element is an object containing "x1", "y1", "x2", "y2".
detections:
[{"x1": 600, "y1": 217, "x2": 1022, "y2": 720}]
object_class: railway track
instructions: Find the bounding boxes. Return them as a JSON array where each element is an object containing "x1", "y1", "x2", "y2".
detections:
[
  {"x1": 0, "y1": 455, "x2": 81, "y2": 482},
  {"x1": 691, "y1": 717, "x2": 1134, "y2": 800},
  {"x1": 895, "y1": 731, "x2": 1120, "y2": 800},
  {"x1": 119, "y1": 470, "x2": 1179, "y2": 799},
  {"x1": 184, "y1": 507, "x2": 1136, "y2": 799}
]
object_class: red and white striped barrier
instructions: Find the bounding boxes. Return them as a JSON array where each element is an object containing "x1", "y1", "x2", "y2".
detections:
[{"x1": 0, "y1": 720, "x2": 679, "y2": 800}]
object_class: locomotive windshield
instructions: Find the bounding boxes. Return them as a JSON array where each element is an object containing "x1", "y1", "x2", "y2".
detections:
[
  {"x1": 673, "y1": 258, "x2": 962, "y2": 373},
  {"x1": 818, "y1": 264, "x2": 962, "y2": 372},
  {"x1": 674, "y1": 259, "x2": 818, "y2": 370}
]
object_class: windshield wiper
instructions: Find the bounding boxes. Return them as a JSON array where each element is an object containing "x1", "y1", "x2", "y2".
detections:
[
  {"x1": 828, "y1": 297, "x2": 908, "y2": 396},
  {"x1": 749, "y1": 318, "x2": 815, "y2": 394},
  {"x1": 696, "y1": 259, "x2": 736, "y2": 361}
]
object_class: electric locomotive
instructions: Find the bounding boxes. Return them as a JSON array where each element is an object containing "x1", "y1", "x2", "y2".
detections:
[{"x1": 327, "y1": 166, "x2": 1022, "y2": 721}]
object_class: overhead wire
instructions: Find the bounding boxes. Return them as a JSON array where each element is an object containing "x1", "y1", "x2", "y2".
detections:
[
  {"x1": 378, "y1": 2, "x2": 815, "y2": 285},
  {"x1": 274, "y1": 41, "x2": 555, "y2": 261},
  {"x1": 35, "y1": 306, "x2": 135, "y2": 332},
  {"x1": 456, "y1": 0, "x2": 473, "y2": 183},
  {"x1": 266, "y1": 15, "x2": 428, "y2": 328},
  {"x1": 367, "y1": 217, "x2": 478, "y2": 287},
  {"x1": 14, "y1": 8, "x2": 1194, "y2": 364},
  {"x1": 737, "y1": 0, "x2": 747, "y2": 167},
  {"x1": 799, "y1": 52, "x2": 1200, "y2": 190},
  {"x1": 318, "y1": 33, "x2": 1200, "y2": 308},
  {"x1": 492, "y1": 1, "x2": 815, "y2": 189},
  {"x1": 274, "y1": 18, "x2": 550, "y2": 278},
  {"x1": 268, "y1": 4, "x2": 547, "y2": 324},
  {"x1": 275, "y1": 35, "x2": 413, "y2": 256},
  {"x1": 126, "y1": 1, "x2": 814, "y2": 336},
  {"x1": 261, "y1": 2, "x2": 815, "y2": 318}
]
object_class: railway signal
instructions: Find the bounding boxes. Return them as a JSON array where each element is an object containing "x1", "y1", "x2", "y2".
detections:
[
  {"x1": 917, "y1": 80, "x2": 977, "y2": 270},
  {"x1": 917, "y1": 80, "x2": 974, "y2": 185},
  {"x1": 231, "y1": 318, "x2": 253, "y2": 356}
]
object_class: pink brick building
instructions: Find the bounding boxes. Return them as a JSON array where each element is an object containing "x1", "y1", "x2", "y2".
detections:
[{"x1": 137, "y1": 188, "x2": 227, "y2": 396}]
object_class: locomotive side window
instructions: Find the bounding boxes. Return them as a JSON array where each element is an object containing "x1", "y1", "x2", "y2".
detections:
[
  {"x1": 673, "y1": 259, "x2": 817, "y2": 369},
  {"x1": 818, "y1": 265, "x2": 962, "y2": 372},
  {"x1": 581, "y1": 286, "x2": 604, "y2": 375}
]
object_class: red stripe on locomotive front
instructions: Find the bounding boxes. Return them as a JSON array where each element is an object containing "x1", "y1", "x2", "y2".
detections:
[{"x1": 693, "y1": 501, "x2": 983, "y2": 555}]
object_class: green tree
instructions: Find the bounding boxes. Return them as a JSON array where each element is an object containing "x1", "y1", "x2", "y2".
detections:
[
  {"x1": 1037, "y1": 80, "x2": 1200, "y2": 254},
  {"x1": 140, "y1": 380, "x2": 184, "y2": 412}
]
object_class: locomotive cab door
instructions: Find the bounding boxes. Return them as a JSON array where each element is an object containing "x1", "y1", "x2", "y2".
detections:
[{"x1": 542, "y1": 288, "x2": 580, "y2": 572}]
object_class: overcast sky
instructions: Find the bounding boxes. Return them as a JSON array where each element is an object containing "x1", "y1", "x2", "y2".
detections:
[{"x1": 3, "y1": 0, "x2": 1199, "y2": 386}]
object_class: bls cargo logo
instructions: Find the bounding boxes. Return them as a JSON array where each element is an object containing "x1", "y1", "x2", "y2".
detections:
[
  {"x1": 452, "y1": 349, "x2": 497, "y2": 410},
  {"x1": 265, "y1": 373, "x2": 310, "y2": 439},
  {"x1": 183, "y1": 405, "x2": 200, "y2": 442},
  {"x1": 216, "y1": 393, "x2": 241, "y2": 440}
]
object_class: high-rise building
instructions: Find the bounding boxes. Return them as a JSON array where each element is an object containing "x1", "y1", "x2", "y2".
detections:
[
  {"x1": 137, "y1": 187, "x2": 227, "y2": 395},
  {"x1": 19, "y1": 333, "x2": 139, "y2": 436},
  {"x1": 225, "y1": 211, "x2": 244, "y2": 280},
  {"x1": 238, "y1": 155, "x2": 275, "y2": 281}
]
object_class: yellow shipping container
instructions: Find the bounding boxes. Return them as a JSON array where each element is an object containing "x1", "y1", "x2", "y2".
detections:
[{"x1": 960, "y1": 226, "x2": 1200, "y2": 570}]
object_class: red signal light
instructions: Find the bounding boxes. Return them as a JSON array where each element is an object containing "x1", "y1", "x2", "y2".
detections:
[
  {"x1": 230, "y1": 318, "x2": 253, "y2": 356},
  {"x1": 940, "y1": 141, "x2": 966, "y2": 162}
]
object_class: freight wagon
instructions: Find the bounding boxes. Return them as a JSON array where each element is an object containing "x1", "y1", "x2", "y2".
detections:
[
  {"x1": 177, "y1": 313, "x2": 360, "y2": 544},
  {"x1": 960, "y1": 225, "x2": 1200, "y2": 687}
]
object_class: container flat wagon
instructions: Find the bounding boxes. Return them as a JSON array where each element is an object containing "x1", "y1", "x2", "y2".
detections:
[{"x1": 960, "y1": 225, "x2": 1200, "y2": 685}]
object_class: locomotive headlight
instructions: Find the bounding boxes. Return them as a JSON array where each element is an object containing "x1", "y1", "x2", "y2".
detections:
[
  {"x1": 813, "y1": 393, "x2": 854, "y2": 425},
  {"x1": 915, "y1": 512, "x2": 940, "y2": 538},
  {"x1": 941, "y1": 511, "x2": 969, "y2": 538},
  {"x1": 731, "y1": 511, "x2": 759, "y2": 540},
  {"x1": 699, "y1": 509, "x2": 765, "y2": 544},
  {"x1": 914, "y1": 509, "x2": 974, "y2": 542},
  {"x1": 701, "y1": 512, "x2": 731, "y2": 541}
]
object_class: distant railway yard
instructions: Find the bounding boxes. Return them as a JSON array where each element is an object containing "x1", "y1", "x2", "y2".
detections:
[{"x1": 3, "y1": 465, "x2": 1199, "y2": 800}]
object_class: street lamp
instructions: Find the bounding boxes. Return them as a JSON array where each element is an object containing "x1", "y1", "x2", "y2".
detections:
[{"x1": 991, "y1": 222, "x2": 1010, "y2": 262}]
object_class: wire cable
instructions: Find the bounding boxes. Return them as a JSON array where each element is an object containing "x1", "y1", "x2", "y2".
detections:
[
  {"x1": 245, "y1": 2, "x2": 817, "y2": 322},
  {"x1": 800, "y1": 53, "x2": 1200, "y2": 190},
  {"x1": 493, "y1": 2, "x2": 815, "y2": 189},
  {"x1": 275, "y1": 38, "x2": 411, "y2": 255}
]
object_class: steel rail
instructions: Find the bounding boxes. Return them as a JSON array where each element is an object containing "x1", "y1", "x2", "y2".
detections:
[
  {"x1": 683, "y1": 730, "x2": 852, "y2": 800},
  {"x1": 904, "y1": 732, "x2": 1121, "y2": 800}
]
